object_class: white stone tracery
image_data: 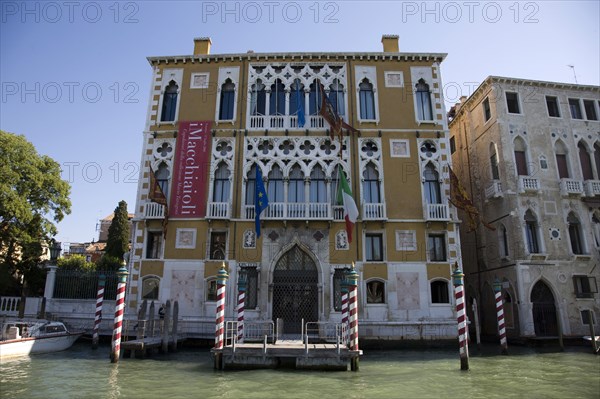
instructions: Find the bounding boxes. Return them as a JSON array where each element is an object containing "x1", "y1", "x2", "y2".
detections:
[
  {"x1": 242, "y1": 136, "x2": 351, "y2": 219},
  {"x1": 246, "y1": 63, "x2": 348, "y2": 130},
  {"x1": 358, "y1": 138, "x2": 384, "y2": 205},
  {"x1": 206, "y1": 138, "x2": 236, "y2": 217}
]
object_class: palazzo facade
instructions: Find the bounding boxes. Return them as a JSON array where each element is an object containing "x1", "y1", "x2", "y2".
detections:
[{"x1": 128, "y1": 36, "x2": 462, "y2": 342}]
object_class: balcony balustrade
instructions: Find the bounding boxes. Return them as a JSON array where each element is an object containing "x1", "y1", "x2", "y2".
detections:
[
  {"x1": 144, "y1": 202, "x2": 166, "y2": 219},
  {"x1": 362, "y1": 203, "x2": 386, "y2": 221},
  {"x1": 426, "y1": 203, "x2": 449, "y2": 221},
  {"x1": 584, "y1": 180, "x2": 600, "y2": 197},
  {"x1": 485, "y1": 180, "x2": 503, "y2": 199},
  {"x1": 559, "y1": 178, "x2": 584, "y2": 197},
  {"x1": 243, "y1": 202, "x2": 333, "y2": 220},
  {"x1": 518, "y1": 176, "x2": 540, "y2": 194},
  {"x1": 206, "y1": 202, "x2": 231, "y2": 219},
  {"x1": 248, "y1": 115, "x2": 325, "y2": 130}
]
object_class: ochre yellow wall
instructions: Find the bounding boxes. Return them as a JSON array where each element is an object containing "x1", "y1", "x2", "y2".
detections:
[{"x1": 363, "y1": 263, "x2": 388, "y2": 280}]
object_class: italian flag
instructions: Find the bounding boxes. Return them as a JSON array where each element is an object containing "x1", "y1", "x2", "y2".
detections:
[{"x1": 337, "y1": 165, "x2": 359, "y2": 243}]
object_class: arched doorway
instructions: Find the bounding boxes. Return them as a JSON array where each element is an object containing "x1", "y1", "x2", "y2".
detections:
[
  {"x1": 531, "y1": 280, "x2": 558, "y2": 337},
  {"x1": 272, "y1": 245, "x2": 319, "y2": 336}
]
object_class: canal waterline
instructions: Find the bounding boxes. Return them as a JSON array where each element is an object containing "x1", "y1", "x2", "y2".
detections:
[{"x1": 1, "y1": 342, "x2": 599, "y2": 399}]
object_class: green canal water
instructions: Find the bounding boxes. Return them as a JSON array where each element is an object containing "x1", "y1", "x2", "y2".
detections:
[{"x1": 1, "y1": 342, "x2": 599, "y2": 399}]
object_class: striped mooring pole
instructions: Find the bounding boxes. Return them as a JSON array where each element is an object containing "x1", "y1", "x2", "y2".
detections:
[
  {"x1": 341, "y1": 275, "x2": 349, "y2": 346},
  {"x1": 493, "y1": 279, "x2": 509, "y2": 355},
  {"x1": 347, "y1": 262, "x2": 359, "y2": 371},
  {"x1": 110, "y1": 263, "x2": 129, "y2": 363},
  {"x1": 452, "y1": 264, "x2": 469, "y2": 371},
  {"x1": 92, "y1": 274, "x2": 106, "y2": 349},
  {"x1": 237, "y1": 270, "x2": 247, "y2": 343},
  {"x1": 214, "y1": 262, "x2": 229, "y2": 369}
]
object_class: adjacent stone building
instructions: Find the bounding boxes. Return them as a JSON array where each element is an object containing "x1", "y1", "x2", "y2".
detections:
[
  {"x1": 449, "y1": 76, "x2": 600, "y2": 339},
  {"x1": 128, "y1": 36, "x2": 463, "y2": 342}
]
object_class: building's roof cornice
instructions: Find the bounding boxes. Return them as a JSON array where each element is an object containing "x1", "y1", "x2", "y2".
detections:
[
  {"x1": 147, "y1": 52, "x2": 447, "y2": 65},
  {"x1": 488, "y1": 75, "x2": 600, "y2": 91},
  {"x1": 449, "y1": 75, "x2": 600, "y2": 126}
]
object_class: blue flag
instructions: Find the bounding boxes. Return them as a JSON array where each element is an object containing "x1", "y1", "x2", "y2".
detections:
[
  {"x1": 296, "y1": 83, "x2": 305, "y2": 128},
  {"x1": 255, "y1": 166, "x2": 269, "y2": 237}
]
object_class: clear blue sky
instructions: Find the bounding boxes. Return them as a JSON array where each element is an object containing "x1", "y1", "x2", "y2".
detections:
[{"x1": 1, "y1": 1, "x2": 598, "y2": 245}]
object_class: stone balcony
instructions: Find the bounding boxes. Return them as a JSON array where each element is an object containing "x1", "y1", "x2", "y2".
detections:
[
  {"x1": 559, "y1": 178, "x2": 584, "y2": 197},
  {"x1": 206, "y1": 202, "x2": 231, "y2": 219},
  {"x1": 584, "y1": 180, "x2": 600, "y2": 197},
  {"x1": 144, "y1": 202, "x2": 166, "y2": 219},
  {"x1": 426, "y1": 203, "x2": 450, "y2": 221},
  {"x1": 248, "y1": 115, "x2": 325, "y2": 130},
  {"x1": 485, "y1": 180, "x2": 503, "y2": 199},
  {"x1": 518, "y1": 176, "x2": 540, "y2": 194},
  {"x1": 362, "y1": 203, "x2": 387, "y2": 221}
]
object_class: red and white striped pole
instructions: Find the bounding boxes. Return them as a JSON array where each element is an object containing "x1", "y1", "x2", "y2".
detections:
[
  {"x1": 237, "y1": 270, "x2": 247, "y2": 343},
  {"x1": 92, "y1": 274, "x2": 106, "y2": 349},
  {"x1": 341, "y1": 277, "x2": 349, "y2": 346},
  {"x1": 453, "y1": 264, "x2": 469, "y2": 370},
  {"x1": 214, "y1": 263, "x2": 228, "y2": 369},
  {"x1": 493, "y1": 279, "x2": 509, "y2": 355},
  {"x1": 347, "y1": 262, "x2": 360, "y2": 371},
  {"x1": 215, "y1": 263, "x2": 229, "y2": 349},
  {"x1": 110, "y1": 263, "x2": 129, "y2": 363}
]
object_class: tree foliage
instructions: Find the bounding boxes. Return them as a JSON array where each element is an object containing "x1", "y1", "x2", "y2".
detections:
[
  {"x1": 0, "y1": 131, "x2": 71, "y2": 295},
  {"x1": 104, "y1": 200, "x2": 130, "y2": 261},
  {"x1": 95, "y1": 254, "x2": 123, "y2": 271},
  {"x1": 57, "y1": 255, "x2": 95, "y2": 271}
]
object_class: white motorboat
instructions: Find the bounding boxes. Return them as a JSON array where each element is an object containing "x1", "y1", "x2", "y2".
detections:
[{"x1": 0, "y1": 320, "x2": 83, "y2": 359}]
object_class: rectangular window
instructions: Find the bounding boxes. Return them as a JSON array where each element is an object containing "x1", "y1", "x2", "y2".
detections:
[
  {"x1": 483, "y1": 97, "x2": 491, "y2": 121},
  {"x1": 526, "y1": 221, "x2": 540, "y2": 253},
  {"x1": 583, "y1": 100, "x2": 598, "y2": 120},
  {"x1": 546, "y1": 96, "x2": 560, "y2": 117},
  {"x1": 366, "y1": 280, "x2": 385, "y2": 303},
  {"x1": 573, "y1": 276, "x2": 597, "y2": 299},
  {"x1": 209, "y1": 231, "x2": 227, "y2": 260},
  {"x1": 206, "y1": 279, "x2": 217, "y2": 301},
  {"x1": 219, "y1": 90, "x2": 235, "y2": 120},
  {"x1": 359, "y1": 89, "x2": 376, "y2": 120},
  {"x1": 146, "y1": 232, "x2": 162, "y2": 259},
  {"x1": 569, "y1": 98, "x2": 583, "y2": 119},
  {"x1": 515, "y1": 151, "x2": 528, "y2": 176},
  {"x1": 427, "y1": 234, "x2": 447, "y2": 262},
  {"x1": 431, "y1": 280, "x2": 450, "y2": 303},
  {"x1": 506, "y1": 92, "x2": 520, "y2": 114},
  {"x1": 490, "y1": 152, "x2": 500, "y2": 180},
  {"x1": 450, "y1": 136, "x2": 456, "y2": 154},
  {"x1": 556, "y1": 154, "x2": 569, "y2": 178},
  {"x1": 365, "y1": 233, "x2": 383, "y2": 261},
  {"x1": 242, "y1": 267, "x2": 258, "y2": 309},
  {"x1": 581, "y1": 310, "x2": 596, "y2": 325}
]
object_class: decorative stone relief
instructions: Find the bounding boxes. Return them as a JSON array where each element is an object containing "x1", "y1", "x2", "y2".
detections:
[
  {"x1": 548, "y1": 228, "x2": 561, "y2": 241},
  {"x1": 396, "y1": 272, "x2": 420, "y2": 310},
  {"x1": 243, "y1": 229, "x2": 256, "y2": 249},
  {"x1": 335, "y1": 230, "x2": 349, "y2": 250}
]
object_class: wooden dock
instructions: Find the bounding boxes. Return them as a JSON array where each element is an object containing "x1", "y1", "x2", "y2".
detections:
[
  {"x1": 121, "y1": 335, "x2": 183, "y2": 358},
  {"x1": 212, "y1": 340, "x2": 361, "y2": 371},
  {"x1": 212, "y1": 321, "x2": 362, "y2": 371},
  {"x1": 120, "y1": 299, "x2": 183, "y2": 359}
]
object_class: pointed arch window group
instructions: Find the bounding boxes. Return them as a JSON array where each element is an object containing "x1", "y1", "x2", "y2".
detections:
[
  {"x1": 243, "y1": 162, "x2": 349, "y2": 220},
  {"x1": 247, "y1": 75, "x2": 347, "y2": 129}
]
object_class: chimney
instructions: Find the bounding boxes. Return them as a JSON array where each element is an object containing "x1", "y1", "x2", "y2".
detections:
[
  {"x1": 381, "y1": 34, "x2": 399, "y2": 52},
  {"x1": 193, "y1": 37, "x2": 212, "y2": 56}
]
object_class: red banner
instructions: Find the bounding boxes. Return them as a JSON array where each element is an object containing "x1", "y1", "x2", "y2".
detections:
[{"x1": 169, "y1": 121, "x2": 212, "y2": 218}]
